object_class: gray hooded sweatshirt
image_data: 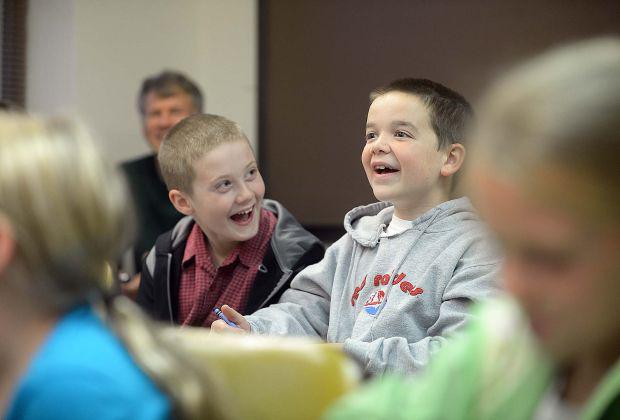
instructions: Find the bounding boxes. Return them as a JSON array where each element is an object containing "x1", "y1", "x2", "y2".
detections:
[{"x1": 246, "y1": 197, "x2": 500, "y2": 375}]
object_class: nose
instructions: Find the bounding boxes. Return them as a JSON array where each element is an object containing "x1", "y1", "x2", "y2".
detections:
[
  {"x1": 235, "y1": 183, "x2": 254, "y2": 205},
  {"x1": 371, "y1": 134, "x2": 390, "y2": 154},
  {"x1": 156, "y1": 111, "x2": 175, "y2": 129}
]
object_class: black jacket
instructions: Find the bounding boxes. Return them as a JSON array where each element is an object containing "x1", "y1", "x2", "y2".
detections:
[
  {"x1": 136, "y1": 199, "x2": 325, "y2": 324},
  {"x1": 121, "y1": 154, "x2": 183, "y2": 272}
]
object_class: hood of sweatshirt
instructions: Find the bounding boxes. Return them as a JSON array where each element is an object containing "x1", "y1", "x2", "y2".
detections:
[{"x1": 343, "y1": 197, "x2": 478, "y2": 248}]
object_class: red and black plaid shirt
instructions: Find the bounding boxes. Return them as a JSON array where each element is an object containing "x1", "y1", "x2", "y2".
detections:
[{"x1": 177, "y1": 209, "x2": 277, "y2": 327}]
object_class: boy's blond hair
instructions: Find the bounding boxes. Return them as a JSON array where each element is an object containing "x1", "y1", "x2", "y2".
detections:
[
  {"x1": 158, "y1": 114, "x2": 249, "y2": 194},
  {"x1": 474, "y1": 37, "x2": 620, "y2": 219},
  {"x1": 0, "y1": 115, "x2": 131, "y2": 309}
]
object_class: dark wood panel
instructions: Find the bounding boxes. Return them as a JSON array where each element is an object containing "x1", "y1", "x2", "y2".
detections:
[
  {"x1": 2, "y1": 0, "x2": 28, "y2": 107},
  {"x1": 259, "y1": 0, "x2": 620, "y2": 227}
]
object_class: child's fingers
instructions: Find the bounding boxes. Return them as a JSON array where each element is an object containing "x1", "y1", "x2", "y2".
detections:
[
  {"x1": 210, "y1": 319, "x2": 247, "y2": 334},
  {"x1": 221, "y1": 304, "x2": 251, "y2": 332}
]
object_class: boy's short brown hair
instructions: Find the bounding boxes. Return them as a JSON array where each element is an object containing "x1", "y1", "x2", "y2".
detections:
[
  {"x1": 158, "y1": 114, "x2": 248, "y2": 194},
  {"x1": 370, "y1": 78, "x2": 473, "y2": 150}
]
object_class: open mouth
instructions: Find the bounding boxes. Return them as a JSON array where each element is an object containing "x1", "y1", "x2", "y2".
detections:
[
  {"x1": 230, "y1": 206, "x2": 254, "y2": 224},
  {"x1": 373, "y1": 164, "x2": 400, "y2": 175}
]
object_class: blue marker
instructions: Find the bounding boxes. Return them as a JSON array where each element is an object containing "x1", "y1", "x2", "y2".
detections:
[{"x1": 213, "y1": 307, "x2": 239, "y2": 328}]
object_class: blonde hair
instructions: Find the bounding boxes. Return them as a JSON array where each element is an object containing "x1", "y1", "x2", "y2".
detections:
[
  {"x1": 473, "y1": 37, "x2": 620, "y2": 217},
  {"x1": 108, "y1": 297, "x2": 233, "y2": 419},
  {"x1": 158, "y1": 113, "x2": 249, "y2": 194},
  {"x1": 0, "y1": 115, "x2": 230, "y2": 419},
  {"x1": 0, "y1": 116, "x2": 131, "y2": 309}
]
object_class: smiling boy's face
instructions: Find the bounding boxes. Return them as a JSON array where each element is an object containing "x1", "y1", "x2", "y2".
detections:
[
  {"x1": 362, "y1": 92, "x2": 451, "y2": 219},
  {"x1": 180, "y1": 140, "x2": 265, "y2": 249},
  {"x1": 470, "y1": 165, "x2": 620, "y2": 364}
]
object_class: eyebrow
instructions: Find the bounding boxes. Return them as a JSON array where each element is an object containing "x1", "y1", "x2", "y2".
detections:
[
  {"x1": 209, "y1": 161, "x2": 257, "y2": 183},
  {"x1": 365, "y1": 121, "x2": 419, "y2": 133},
  {"x1": 391, "y1": 121, "x2": 419, "y2": 133}
]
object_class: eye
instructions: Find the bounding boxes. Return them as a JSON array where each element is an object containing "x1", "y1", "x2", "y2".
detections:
[
  {"x1": 521, "y1": 248, "x2": 572, "y2": 273},
  {"x1": 395, "y1": 130, "x2": 411, "y2": 139},
  {"x1": 216, "y1": 180, "x2": 232, "y2": 192},
  {"x1": 246, "y1": 168, "x2": 258, "y2": 180},
  {"x1": 365, "y1": 132, "x2": 377, "y2": 142}
]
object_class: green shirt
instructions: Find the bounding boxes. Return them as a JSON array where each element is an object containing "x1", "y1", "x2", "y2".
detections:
[{"x1": 326, "y1": 299, "x2": 620, "y2": 420}]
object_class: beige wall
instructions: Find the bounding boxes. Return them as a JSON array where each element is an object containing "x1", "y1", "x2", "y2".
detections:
[
  {"x1": 27, "y1": 0, "x2": 257, "y2": 164},
  {"x1": 26, "y1": 1, "x2": 76, "y2": 116}
]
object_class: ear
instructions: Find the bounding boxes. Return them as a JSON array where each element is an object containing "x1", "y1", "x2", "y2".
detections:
[
  {"x1": 0, "y1": 215, "x2": 16, "y2": 276},
  {"x1": 440, "y1": 143, "x2": 466, "y2": 177},
  {"x1": 168, "y1": 189, "x2": 195, "y2": 216}
]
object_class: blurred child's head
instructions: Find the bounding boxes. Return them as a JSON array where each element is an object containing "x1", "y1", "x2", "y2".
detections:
[
  {"x1": 0, "y1": 116, "x2": 131, "y2": 312},
  {"x1": 159, "y1": 114, "x2": 265, "y2": 248},
  {"x1": 364, "y1": 79, "x2": 472, "y2": 218},
  {"x1": 469, "y1": 38, "x2": 620, "y2": 364}
]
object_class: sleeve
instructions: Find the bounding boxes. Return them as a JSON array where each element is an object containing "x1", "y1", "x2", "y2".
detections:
[
  {"x1": 246, "y1": 236, "x2": 350, "y2": 338},
  {"x1": 344, "y1": 243, "x2": 500, "y2": 375}
]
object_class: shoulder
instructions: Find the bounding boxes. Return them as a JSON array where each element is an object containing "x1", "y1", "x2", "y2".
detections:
[
  {"x1": 31, "y1": 308, "x2": 146, "y2": 383},
  {"x1": 414, "y1": 301, "x2": 547, "y2": 419},
  {"x1": 11, "y1": 370, "x2": 170, "y2": 420},
  {"x1": 9, "y1": 308, "x2": 170, "y2": 419},
  {"x1": 263, "y1": 199, "x2": 325, "y2": 268},
  {"x1": 120, "y1": 154, "x2": 156, "y2": 174},
  {"x1": 425, "y1": 199, "x2": 499, "y2": 257},
  {"x1": 120, "y1": 155, "x2": 162, "y2": 194},
  {"x1": 143, "y1": 216, "x2": 194, "y2": 274},
  {"x1": 149, "y1": 216, "x2": 194, "y2": 255},
  {"x1": 166, "y1": 216, "x2": 195, "y2": 250}
]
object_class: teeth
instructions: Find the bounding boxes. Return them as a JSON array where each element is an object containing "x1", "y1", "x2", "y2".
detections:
[
  {"x1": 375, "y1": 164, "x2": 394, "y2": 171},
  {"x1": 237, "y1": 207, "x2": 253, "y2": 215}
]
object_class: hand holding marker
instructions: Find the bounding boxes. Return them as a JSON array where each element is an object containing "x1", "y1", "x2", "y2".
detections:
[{"x1": 213, "y1": 307, "x2": 239, "y2": 328}]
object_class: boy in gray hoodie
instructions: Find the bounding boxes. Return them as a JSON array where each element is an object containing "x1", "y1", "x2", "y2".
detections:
[{"x1": 212, "y1": 79, "x2": 500, "y2": 375}]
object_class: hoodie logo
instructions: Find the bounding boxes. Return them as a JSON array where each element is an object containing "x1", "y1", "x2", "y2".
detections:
[
  {"x1": 351, "y1": 272, "x2": 424, "y2": 311},
  {"x1": 364, "y1": 290, "x2": 386, "y2": 315}
]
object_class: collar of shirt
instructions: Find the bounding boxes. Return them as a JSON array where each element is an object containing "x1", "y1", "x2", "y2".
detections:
[
  {"x1": 381, "y1": 213, "x2": 414, "y2": 238},
  {"x1": 182, "y1": 209, "x2": 275, "y2": 272}
]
